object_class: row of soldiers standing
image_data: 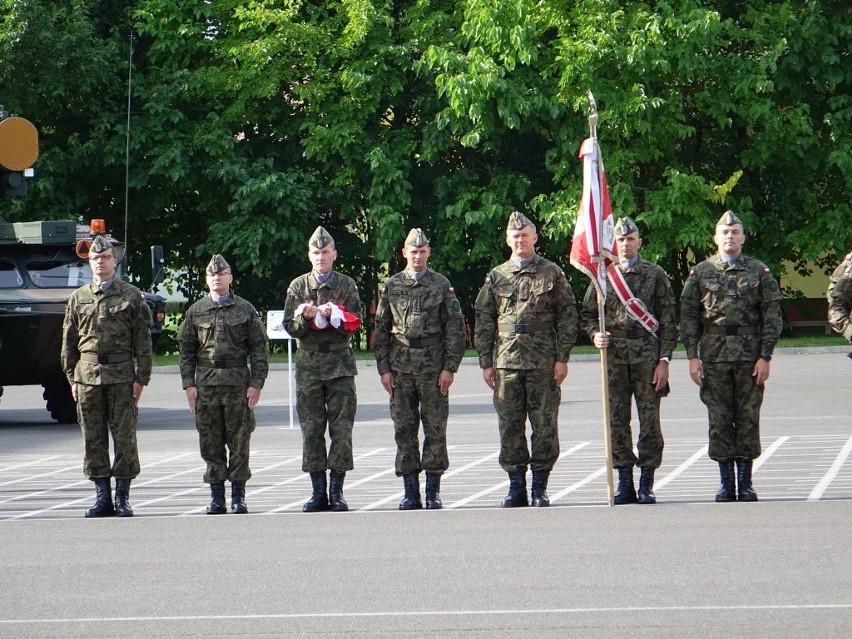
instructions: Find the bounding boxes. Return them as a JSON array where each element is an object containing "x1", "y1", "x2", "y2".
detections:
[{"x1": 60, "y1": 212, "x2": 852, "y2": 516}]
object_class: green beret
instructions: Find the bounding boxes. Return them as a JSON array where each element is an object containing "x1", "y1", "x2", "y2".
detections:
[
  {"x1": 309, "y1": 226, "x2": 334, "y2": 249},
  {"x1": 89, "y1": 235, "x2": 113, "y2": 255},
  {"x1": 206, "y1": 254, "x2": 231, "y2": 274},
  {"x1": 507, "y1": 211, "x2": 534, "y2": 231},
  {"x1": 614, "y1": 217, "x2": 640, "y2": 237},
  {"x1": 716, "y1": 210, "x2": 743, "y2": 226},
  {"x1": 404, "y1": 228, "x2": 429, "y2": 247}
]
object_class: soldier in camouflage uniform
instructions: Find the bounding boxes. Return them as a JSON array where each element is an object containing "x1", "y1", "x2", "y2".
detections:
[
  {"x1": 177, "y1": 255, "x2": 269, "y2": 515},
  {"x1": 374, "y1": 228, "x2": 466, "y2": 510},
  {"x1": 61, "y1": 235, "x2": 153, "y2": 518},
  {"x1": 474, "y1": 212, "x2": 578, "y2": 508},
  {"x1": 284, "y1": 226, "x2": 362, "y2": 512},
  {"x1": 680, "y1": 211, "x2": 783, "y2": 502},
  {"x1": 827, "y1": 252, "x2": 852, "y2": 343},
  {"x1": 581, "y1": 217, "x2": 677, "y2": 505}
]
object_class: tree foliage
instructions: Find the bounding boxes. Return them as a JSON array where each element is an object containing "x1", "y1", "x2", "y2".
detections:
[{"x1": 2, "y1": 0, "x2": 849, "y2": 332}]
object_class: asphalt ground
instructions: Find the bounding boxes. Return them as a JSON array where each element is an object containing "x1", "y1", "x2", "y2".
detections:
[{"x1": 1, "y1": 349, "x2": 850, "y2": 638}]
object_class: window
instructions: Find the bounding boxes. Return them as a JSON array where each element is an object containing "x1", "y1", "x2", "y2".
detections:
[
  {"x1": 27, "y1": 261, "x2": 93, "y2": 288},
  {"x1": 0, "y1": 259, "x2": 24, "y2": 288}
]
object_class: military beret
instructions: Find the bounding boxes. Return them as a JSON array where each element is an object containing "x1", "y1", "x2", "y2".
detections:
[
  {"x1": 404, "y1": 228, "x2": 429, "y2": 247},
  {"x1": 614, "y1": 216, "x2": 640, "y2": 237},
  {"x1": 206, "y1": 254, "x2": 231, "y2": 274},
  {"x1": 716, "y1": 210, "x2": 743, "y2": 226},
  {"x1": 309, "y1": 226, "x2": 334, "y2": 249},
  {"x1": 507, "y1": 211, "x2": 534, "y2": 231},
  {"x1": 89, "y1": 235, "x2": 113, "y2": 255}
]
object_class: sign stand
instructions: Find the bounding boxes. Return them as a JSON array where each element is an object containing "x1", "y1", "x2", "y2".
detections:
[{"x1": 266, "y1": 310, "x2": 296, "y2": 429}]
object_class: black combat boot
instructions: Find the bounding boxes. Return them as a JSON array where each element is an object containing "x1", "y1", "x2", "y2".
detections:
[
  {"x1": 613, "y1": 466, "x2": 638, "y2": 505},
  {"x1": 303, "y1": 472, "x2": 329, "y2": 512},
  {"x1": 424, "y1": 472, "x2": 442, "y2": 510},
  {"x1": 231, "y1": 482, "x2": 248, "y2": 514},
  {"x1": 329, "y1": 470, "x2": 349, "y2": 512},
  {"x1": 85, "y1": 477, "x2": 115, "y2": 518},
  {"x1": 736, "y1": 460, "x2": 758, "y2": 502},
  {"x1": 114, "y1": 478, "x2": 134, "y2": 517},
  {"x1": 399, "y1": 472, "x2": 423, "y2": 510},
  {"x1": 531, "y1": 470, "x2": 550, "y2": 507},
  {"x1": 637, "y1": 467, "x2": 656, "y2": 504},
  {"x1": 715, "y1": 461, "x2": 736, "y2": 502},
  {"x1": 501, "y1": 470, "x2": 529, "y2": 508},
  {"x1": 206, "y1": 482, "x2": 227, "y2": 514}
]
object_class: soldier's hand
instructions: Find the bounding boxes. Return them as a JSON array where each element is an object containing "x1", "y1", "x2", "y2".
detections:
[
  {"x1": 482, "y1": 366, "x2": 496, "y2": 390},
  {"x1": 752, "y1": 359, "x2": 770, "y2": 385},
  {"x1": 185, "y1": 386, "x2": 198, "y2": 412},
  {"x1": 132, "y1": 381, "x2": 145, "y2": 407},
  {"x1": 653, "y1": 360, "x2": 669, "y2": 391},
  {"x1": 317, "y1": 302, "x2": 333, "y2": 318},
  {"x1": 380, "y1": 372, "x2": 395, "y2": 395},
  {"x1": 437, "y1": 370, "x2": 455, "y2": 396},
  {"x1": 593, "y1": 332, "x2": 610, "y2": 349},
  {"x1": 71, "y1": 383, "x2": 78, "y2": 402},
  {"x1": 553, "y1": 361, "x2": 568, "y2": 386},
  {"x1": 301, "y1": 301, "x2": 317, "y2": 320},
  {"x1": 246, "y1": 387, "x2": 261, "y2": 410},
  {"x1": 688, "y1": 357, "x2": 703, "y2": 386}
]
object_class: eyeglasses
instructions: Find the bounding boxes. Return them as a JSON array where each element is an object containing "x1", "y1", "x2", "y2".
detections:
[{"x1": 89, "y1": 254, "x2": 114, "y2": 262}]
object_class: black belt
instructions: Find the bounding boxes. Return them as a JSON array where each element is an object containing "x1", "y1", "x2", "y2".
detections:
[
  {"x1": 79, "y1": 353, "x2": 132, "y2": 364},
  {"x1": 704, "y1": 325, "x2": 760, "y2": 336},
  {"x1": 498, "y1": 321, "x2": 552, "y2": 335},
  {"x1": 393, "y1": 335, "x2": 443, "y2": 348},
  {"x1": 607, "y1": 327, "x2": 645, "y2": 339},
  {"x1": 197, "y1": 357, "x2": 247, "y2": 369},
  {"x1": 299, "y1": 341, "x2": 350, "y2": 353}
]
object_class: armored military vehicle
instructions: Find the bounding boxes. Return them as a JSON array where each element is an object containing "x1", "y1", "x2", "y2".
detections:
[{"x1": 1, "y1": 107, "x2": 166, "y2": 423}]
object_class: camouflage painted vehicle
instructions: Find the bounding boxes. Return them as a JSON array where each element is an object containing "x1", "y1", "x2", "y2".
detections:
[{"x1": 0, "y1": 218, "x2": 166, "y2": 422}]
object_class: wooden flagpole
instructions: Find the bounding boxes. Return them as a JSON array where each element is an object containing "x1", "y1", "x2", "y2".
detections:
[{"x1": 588, "y1": 92, "x2": 615, "y2": 506}]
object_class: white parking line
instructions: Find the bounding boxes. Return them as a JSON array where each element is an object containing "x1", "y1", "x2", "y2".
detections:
[
  {"x1": 754, "y1": 436, "x2": 789, "y2": 471},
  {"x1": 359, "y1": 446, "x2": 487, "y2": 510},
  {"x1": 452, "y1": 442, "x2": 590, "y2": 508},
  {"x1": 0, "y1": 455, "x2": 62, "y2": 474},
  {"x1": 654, "y1": 445, "x2": 708, "y2": 490},
  {"x1": 808, "y1": 434, "x2": 852, "y2": 501}
]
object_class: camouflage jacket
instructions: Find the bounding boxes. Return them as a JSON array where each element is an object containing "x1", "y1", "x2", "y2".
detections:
[
  {"x1": 474, "y1": 254, "x2": 578, "y2": 370},
  {"x1": 580, "y1": 259, "x2": 677, "y2": 365},
  {"x1": 61, "y1": 279, "x2": 153, "y2": 386},
  {"x1": 680, "y1": 254, "x2": 782, "y2": 362},
  {"x1": 284, "y1": 270, "x2": 361, "y2": 380},
  {"x1": 374, "y1": 269, "x2": 466, "y2": 376},
  {"x1": 177, "y1": 294, "x2": 269, "y2": 389},
  {"x1": 827, "y1": 253, "x2": 852, "y2": 342}
]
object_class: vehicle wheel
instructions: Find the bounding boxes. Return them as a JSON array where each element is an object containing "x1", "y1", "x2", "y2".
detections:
[{"x1": 43, "y1": 380, "x2": 78, "y2": 424}]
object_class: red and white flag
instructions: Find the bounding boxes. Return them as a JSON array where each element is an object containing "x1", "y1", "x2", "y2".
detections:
[
  {"x1": 570, "y1": 137, "x2": 614, "y2": 296},
  {"x1": 570, "y1": 137, "x2": 660, "y2": 336}
]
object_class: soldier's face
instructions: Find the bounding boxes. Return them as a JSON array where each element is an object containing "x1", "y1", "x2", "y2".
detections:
[
  {"x1": 506, "y1": 227, "x2": 537, "y2": 259},
  {"x1": 616, "y1": 232, "x2": 641, "y2": 260},
  {"x1": 206, "y1": 269, "x2": 232, "y2": 295},
  {"x1": 402, "y1": 245, "x2": 430, "y2": 272},
  {"x1": 309, "y1": 244, "x2": 337, "y2": 274},
  {"x1": 714, "y1": 224, "x2": 745, "y2": 257},
  {"x1": 88, "y1": 249, "x2": 117, "y2": 281}
]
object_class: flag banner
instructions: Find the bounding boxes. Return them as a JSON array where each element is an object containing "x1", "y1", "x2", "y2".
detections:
[
  {"x1": 570, "y1": 136, "x2": 660, "y2": 336},
  {"x1": 570, "y1": 137, "x2": 613, "y2": 296}
]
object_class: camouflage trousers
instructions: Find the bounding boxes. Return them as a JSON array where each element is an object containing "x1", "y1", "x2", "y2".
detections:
[
  {"x1": 195, "y1": 385, "x2": 254, "y2": 484},
  {"x1": 389, "y1": 371, "x2": 450, "y2": 476},
  {"x1": 699, "y1": 361, "x2": 763, "y2": 461},
  {"x1": 493, "y1": 368, "x2": 560, "y2": 473},
  {"x1": 76, "y1": 382, "x2": 140, "y2": 480},
  {"x1": 607, "y1": 361, "x2": 664, "y2": 468},
  {"x1": 297, "y1": 376, "x2": 356, "y2": 473}
]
